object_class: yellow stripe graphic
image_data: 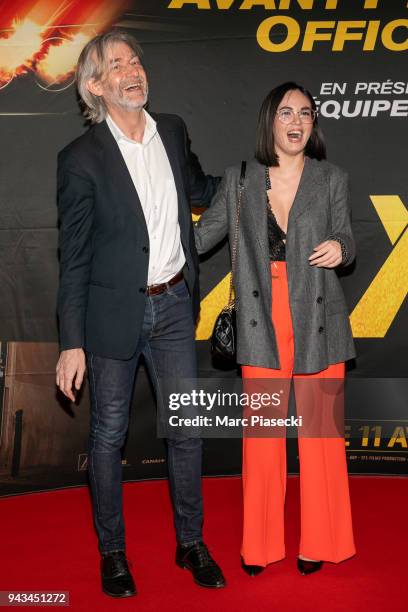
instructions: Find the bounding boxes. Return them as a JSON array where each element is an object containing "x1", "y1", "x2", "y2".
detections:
[
  {"x1": 195, "y1": 274, "x2": 231, "y2": 340},
  {"x1": 370, "y1": 196, "x2": 408, "y2": 244},
  {"x1": 350, "y1": 226, "x2": 408, "y2": 337},
  {"x1": 351, "y1": 195, "x2": 408, "y2": 337}
]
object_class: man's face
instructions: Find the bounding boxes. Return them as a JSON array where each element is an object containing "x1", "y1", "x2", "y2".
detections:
[{"x1": 89, "y1": 41, "x2": 148, "y2": 112}]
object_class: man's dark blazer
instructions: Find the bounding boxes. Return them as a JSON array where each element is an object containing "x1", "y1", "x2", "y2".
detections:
[{"x1": 57, "y1": 113, "x2": 218, "y2": 359}]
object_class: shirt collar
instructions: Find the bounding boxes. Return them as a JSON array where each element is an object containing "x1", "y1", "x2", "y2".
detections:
[{"x1": 106, "y1": 109, "x2": 157, "y2": 146}]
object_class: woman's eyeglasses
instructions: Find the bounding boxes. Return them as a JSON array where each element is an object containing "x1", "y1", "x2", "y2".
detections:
[{"x1": 276, "y1": 108, "x2": 317, "y2": 124}]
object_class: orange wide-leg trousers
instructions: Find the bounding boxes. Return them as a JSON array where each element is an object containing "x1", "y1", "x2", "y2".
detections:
[{"x1": 241, "y1": 261, "x2": 356, "y2": 566}]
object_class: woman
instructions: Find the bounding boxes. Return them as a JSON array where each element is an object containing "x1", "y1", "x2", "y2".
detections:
[{"x1": 194, "y1": 82, "x2": 356, "y2": 575}]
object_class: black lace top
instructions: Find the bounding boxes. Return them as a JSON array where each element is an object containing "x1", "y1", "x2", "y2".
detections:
[
  {"x1": 265, "y1": 167, "x2": 286, "y2": 261},
  {"x1": 267, "y1": 207, "x2": 286, "y2": 261}
]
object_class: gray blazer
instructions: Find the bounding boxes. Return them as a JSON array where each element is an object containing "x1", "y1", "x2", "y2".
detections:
[{"x1": 194, "y1": 157, "x2": 356, "y2": 374}]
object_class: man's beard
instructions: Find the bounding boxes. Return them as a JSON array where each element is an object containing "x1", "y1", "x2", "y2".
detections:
[{"x1": 105, "y1": 82, "x2": 149, "y2": 111}]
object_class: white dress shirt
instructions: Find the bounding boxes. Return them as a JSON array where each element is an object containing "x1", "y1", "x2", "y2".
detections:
[{"x1": 106, "y1": 110, "x2": 185, "y2": 285}]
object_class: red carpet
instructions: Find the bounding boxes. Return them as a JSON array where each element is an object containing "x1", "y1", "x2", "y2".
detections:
[{"x1": 0, "y1": 476, "x2": 406, "y2": 611}]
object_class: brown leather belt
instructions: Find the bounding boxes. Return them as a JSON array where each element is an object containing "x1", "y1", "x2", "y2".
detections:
[{"x1": 146, "y1": 271, "x2": 184, "y2": 296}]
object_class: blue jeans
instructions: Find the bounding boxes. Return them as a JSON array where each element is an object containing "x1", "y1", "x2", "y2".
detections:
[{"x1": 87, "y1": 278, "x2": 203, "y2": 554}]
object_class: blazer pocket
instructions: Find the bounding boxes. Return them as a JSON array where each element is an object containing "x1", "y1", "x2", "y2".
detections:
[{"x1": 89, "y1": 280, "x2": 115, "y2": 289}]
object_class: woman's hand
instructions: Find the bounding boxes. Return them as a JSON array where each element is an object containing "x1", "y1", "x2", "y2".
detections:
[{"x1": 309, "y1": 240, "x2": 342, "y2": 268}]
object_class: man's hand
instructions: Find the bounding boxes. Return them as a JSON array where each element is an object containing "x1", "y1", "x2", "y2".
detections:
[
  {"x1": 56, "y1": 348, "x2": 86, "y2": 402},
  {"x1": 309, "y1": 240, "x2": 342, "y2": 268}
]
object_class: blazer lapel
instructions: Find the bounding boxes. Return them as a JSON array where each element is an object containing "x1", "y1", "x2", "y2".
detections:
[
  {"x1": 244, "y1": 160, "x2": 270, "y2": 264},
  {"x1": 287, "y1": 156, "x2": 325, "y2": 228},
  {"x1": 92, "y1": 121, "x2": 147, "y2": 226}
]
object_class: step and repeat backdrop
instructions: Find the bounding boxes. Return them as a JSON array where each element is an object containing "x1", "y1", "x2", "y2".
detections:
[{"x1": 0, "y1": 0, "x2": 407, "y2": 495}]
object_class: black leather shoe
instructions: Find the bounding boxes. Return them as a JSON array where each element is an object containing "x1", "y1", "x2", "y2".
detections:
[
  {"x1": 297, "y1": 557, "x2": 323, "y2": 575},
  {"x1": 241, "y1": 556, "x2": 265, "y2": 576},
  {"x1": 101, "y1": 551, "x2": 137, "y2": 598},
  {"x1": 176, "y1": 541, "x2": 226, "y2": 588}
]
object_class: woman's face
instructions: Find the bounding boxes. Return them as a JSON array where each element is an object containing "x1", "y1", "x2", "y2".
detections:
[{"x1": 272, "y1": 89, "x2": 314, "y2": 159}]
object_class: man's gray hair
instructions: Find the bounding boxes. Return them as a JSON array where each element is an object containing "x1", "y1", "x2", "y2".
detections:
[{"x1": 76, "y1": 29, "x2": 143, "y2": 124}]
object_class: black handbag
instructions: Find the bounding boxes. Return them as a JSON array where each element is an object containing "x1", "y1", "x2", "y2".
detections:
[{"x1": 211, "y1": 161, "x2": 246, "y2": 362}]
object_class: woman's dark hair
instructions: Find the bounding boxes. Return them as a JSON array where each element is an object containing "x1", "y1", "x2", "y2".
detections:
[{"x1": 255, "y1": 81, "x2": 326, "y2": 166}]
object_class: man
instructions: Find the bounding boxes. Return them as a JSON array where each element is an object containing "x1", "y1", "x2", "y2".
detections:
[{"x1": 56, "y1": 29, "x2": 225, "y2": 598}]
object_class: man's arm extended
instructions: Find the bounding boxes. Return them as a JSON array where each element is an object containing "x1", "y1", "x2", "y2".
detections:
[
  {"x1": 180, "y1": 118, "x2": 221, "y2": 206},
  {"x1": 56, "y1": 150, "x2": 94, "y2": 401}
]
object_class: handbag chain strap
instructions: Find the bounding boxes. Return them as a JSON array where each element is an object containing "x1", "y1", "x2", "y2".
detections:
[{"x1": 227, "y1": 160, "x2": 246, "y2": 308}]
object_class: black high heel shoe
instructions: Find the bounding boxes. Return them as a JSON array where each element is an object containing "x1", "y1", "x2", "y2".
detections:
[
  {"x1": 241, "y1": 557, "x2": 265, "y2": 576},
  {"x1": 297, "y1": 558, "x2": 323, "y2": 575}
]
